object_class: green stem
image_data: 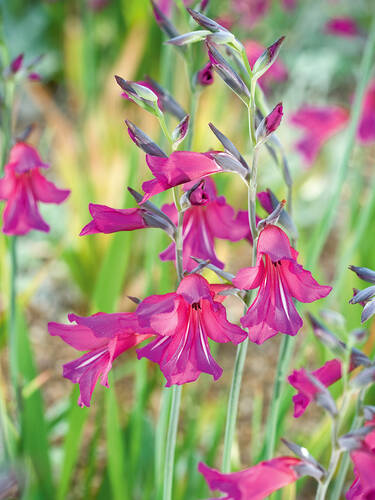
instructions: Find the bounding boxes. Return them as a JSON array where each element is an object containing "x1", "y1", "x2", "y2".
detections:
[
  {"x1": 306, "y1": 14, "x2": 375, "y2": 271},
  {"x1": 9, "y1": 236, "x2": 19, "y2": 403},
  {"x1": 221, "y1": 338, "x2": 249, "y2": 472},
  {"x1": 163, "y1": 385, "x2": 182, "y2": 500},
  {"x1": 156, "y1": 388, "x2": 172, "y2": 500},
  {"x1": 186, "y1": 90, "x2": 199, "y2": 151}
]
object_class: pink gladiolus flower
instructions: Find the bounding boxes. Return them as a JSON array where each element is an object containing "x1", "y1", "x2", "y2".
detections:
[
  {"x1": 197, "y1": 62, "x2": 214, "y2": 86},
  {"x1": 357, "y1": 79, "x2": 375, "y2": 144},
  {"x1": 347, "y1": 418, "x2": 375, "y2": 499},
  {"x1": 233, "y1": 225, "x2": 331, "y2": 344},
  {"x1": 141, "y1": 151, "x2": 222, "y2": 202},
  {"x1": 136, "y1": 273, "x2": 247, "y2": 386},
  {"x1": 325, "y1": 17, "x2": 359, "y2": 37},
  {"x1": 48, "y1": 312, "x2": 153, "y2": 407},
  {"x1": 245, "y1": 40, "x2": 288, "y2": 93},
  {"x1": 288, "y1": 359, "x2": 342, "y2": 418},
  {"x1": 198, "y1": 457, "x2": 303, "y2": 500},
  {"x1": 159, "y1": 178, "x2": 250, "y2": 271},
  {"x1": 80, "y1": 204, "x2": 149, "y2": 235},
  {"x1": 0, "y1": 142, "x2": 70, "y2": 235},
  {"x1": 290, "y1": 106, "x2": 349, "y2": 166}
]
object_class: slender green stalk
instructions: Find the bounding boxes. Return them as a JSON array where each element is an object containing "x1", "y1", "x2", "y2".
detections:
[
  {"x1": 221, "y1": 98, "x2": 258, "y2": 472},
  {"x1": 221, "y1": 338, "x2": 249, "y2": 472},
  {"x1": 163, "y1": 385, "x2": 182, "y2": 500},
  {"x1": 156, "y1": 388, "x2": 172, "y2": 500},
  {"x1": 9, "y1": 237, "x2": 18, "y2": 400}
]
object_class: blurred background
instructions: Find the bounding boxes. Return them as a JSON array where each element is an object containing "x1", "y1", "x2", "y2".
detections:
[{"x1": 0, "y1": 0, "x2": 374, "y2": 498}]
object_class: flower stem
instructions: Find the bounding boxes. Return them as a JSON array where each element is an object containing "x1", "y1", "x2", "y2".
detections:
[
  {"x1": 221, "y1": 338, "x2": 249, "y2": 472},
  {"x1": 9, "y1": 236, "x2": 19, "y2": 406},
  {"x1": 163, "y1": 385, "x2": 182, "y2": 500}
]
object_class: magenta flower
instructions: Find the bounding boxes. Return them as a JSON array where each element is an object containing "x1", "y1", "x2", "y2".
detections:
[
  {"x1": 233, "y1": 225, "x2": 331, "y2": 344},
  {"x1": 136, "y1": 273, "x2": 247, "y2": 386},
  {"x1": 199, "y1": 457, "x2": 303, "y2": 500},
  {"x1": 80, "y1": 204, "x2": 147, "y2": 235},
  {"x1": 159, "y1": 178, "x2": 250, "y2": 271},
  {"x1": 0, "y1": 142, "x2": 70, "y2": 235},
  {"x1": 48, "y1": 312, "x2": 153, "y2": 407},
  {"x1": 357, "y1": 79, "x2": 375, "y2": 144},
  {"x1": 141, "y1": 151, "x2": 222, "y2": 202},
  {"x1": 290, "y1": 106, "x2": 349, "y2": 166},
  {"x1": 325, "y1": 17, "x2": 359, "y2": 37},
  {"x1": 288, "y1": 359, "x2": 342, "y2": 418},
  {"x1": 347, "y1": 418, "x2": 375, "y2": 499},
  {"x1": 244, "y1": 40, "x2": 288, "y2": 93},
  {"x1": 197, "y1": 62, "x2": 214, "y2": 86}
]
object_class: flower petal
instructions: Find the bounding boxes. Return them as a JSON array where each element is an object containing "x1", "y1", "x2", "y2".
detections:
[{"x1": 30, "y1": 170, "x2": 70, "y2": 204}]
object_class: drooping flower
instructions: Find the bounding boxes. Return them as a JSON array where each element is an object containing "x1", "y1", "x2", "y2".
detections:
[
  {"x1": 79, "y1": 201, "x2": 175, "y2": 237},
  {"x1": 159, "y1": 178, "x2": 250, "y2": 271},
  {"x1": 357, "y1": 79, "x2": 375, "y2": 144},
  {"x1": 233, "y1": 224, "x2": 331, "y2": 344},
  {"x1": 290, "y1": 106, "x2": 349, "y2": 166},
  {"x1": 48, "y1": 312, "x2": 153, "y2": 407},
  {"x1": 198, "y1": 457, "x2": 303, "y2": 500},
  {"x1": 0, "y1": 142, "x2": 70, "y2": 235},
  {"x1": 245, "y1": 40, "x2": 288, "y2": 93},
  {"x1": 136, "y1": 273, "x2": 247, "y2": 386},
  {"x1": 141, "y1": 151, "x2": 223, "y2": 202},
  {"x1": 347, "y1": 417, "x2": 375, "y2": 499},
  {"x1": 288, "y1": 359, "x2": 342, "y2": 418},
  {"x1": 325, "y1": 17, "x2": 360, "y2": 38}
]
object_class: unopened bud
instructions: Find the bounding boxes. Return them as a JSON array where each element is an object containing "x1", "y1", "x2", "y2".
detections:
[
  {"x1": 338, "y1": 426, "x2": 375, "y2": 451},
  {"x1": 257, "y1": 199, "x2": 286, "y2": 230},
  {"x1": 172, "y1": 115, "x2": 189, "y2": 148},
  {"x1": 187, "y1": 8, "x2": 229, "y2": 33},
  {"x1": 349, "y1": 286, "x2": 375, "y2": 305},
  {"x1": 151, "y1": 0, "x2": 180, "y2": 39},
  {"x1": 145, "y1": 77, "x2": 186, "y2": 120},
  {"x1": 349, "y1": 265, "x2": 375, "y2": 284},
  {"x1": 125, "y1": 120, "x2": 167, "y2": 157},
  {"x1": 210, "y1": 152, "x2": 249, "y2": 179},
  {"x1": 252, "y1": 36, "x2": 285, "y2": 80},
  {"x1": 208, "y1": 123, "x2": 248, "y2": 170},
  {"x1": 10, "y1": 54, "x2": 24, "y2": 74},
  {"x1": 362, "y1": 299, "x2": 375, "y2": 323},
  {"x1": 255, "y1": 102, "x2": 283, "y2": 145},
  {"x1": 351, "y1": 365, "x2": 375, "y2": 389}
]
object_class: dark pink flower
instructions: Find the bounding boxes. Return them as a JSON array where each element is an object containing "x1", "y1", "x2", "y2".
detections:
[
  {"x1": 288, "y1": 359, "x2": 342, "y2": 418},
  {"x1": 80, "y1": 204, "x2": 148, "y2": 235},
  {"x1": 198, "y1": 457, "x2": 303, "y2": 500},
  {"x1": 136, "y1": 273, "x2": 247, "y2": 386},
  {"x1": 0, "y1": 142, "x2": 70, "y2": 235},
  {"x1": 347, "y1": 418, "x2": 375, "y2": 499},
  {"x1": 325, "y1": 17, "x2": 359, "y2": 37},
  {"x1": 245, "y1": 40, "x2": 288, "y2": 93},
  {"x1": 141, "y1": 151, "x2": 222, "y2": 202},
  {"x1": 159, "y1": 178, "x2": 250, "y2": 271},
  {"x1": 357, "y1": 79, "x2": 375, "y2": 144},
  {"x1": 233, "y1": 225, "x2": 331, "y2": 344},
  {"x1": 197, "y1": 62, "x2": 214, "y2": 86},
  {"x1": 48, "y1": 312, "x2": 153, "y2": 407},
  {"x1": 10, "y1": 54, "x2": 23, "y2": 74},
  {"x1": 290, "y1": 105, "x2": 349, "y2": 166}
]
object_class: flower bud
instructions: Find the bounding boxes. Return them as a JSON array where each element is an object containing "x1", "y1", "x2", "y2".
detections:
[
  {"x1": 351, "y1": 365, "x2": 375, "y2": 389},
  {"x1": 255, "y1": 102, "x2": 283, "y2": 145},
  {"x1": 362, "y1": 299, "x2": 375, "y2": 323},
  {"x1": 187, "y1": 8, "x2": 229, "y2": 33},
  {"x1": 167, "y1": 30, "x2": 211, "y2": 46},
  {"x1": 172, "y1": 115, "x2": 189, "y2": 148},
  {"x1": 206, "y1": 41, "x2": 250, "y2": 103},
  {"x1": 257, "y1": 199, "x2": 286, "y2": 230},
  {"x1": 125, "y1": 120, "x2": 167, "y2": 157},
  {"x1": 10, "y1": 54, "x2": 23, "y2": 74},
  {"x1": 349, "y1": 286, "x2": 375, "y2": 305},
  {"x1": 281, "y1": 438, "x2": 326, "y2": 481},
  {"x1": 151, "y1": 0, "x2": 180, "y2": 39},
  {"x1": 208, "y1": 122, "x2": 248, "y2": 170},
  {"x1": 349, "y1": 265, "x2": 375, "y2": 283},
  {"x1": 257, "y1": 189, "x2": 297, "y2": 239},
  {"x1": 252, "y1": 36, "x2": 285, "y2": 80},
  {"x1": 115, "y1": 76, "x2": 159, "y2": 114}
]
